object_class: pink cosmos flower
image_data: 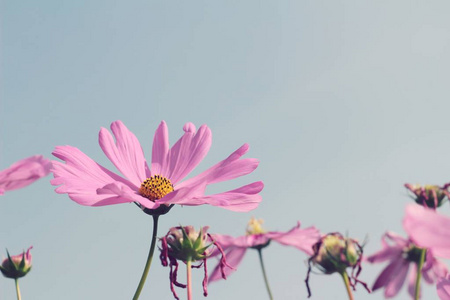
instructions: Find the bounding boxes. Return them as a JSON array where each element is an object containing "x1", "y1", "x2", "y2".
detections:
[
  {"x1": 367, "y1": 231, "x2": 447, "y2": 298},
  {"x1": 403, "y1": 204, "x2": 450, "y2": 258},
  {"x1": 51, "y1": 120, "x2": 263, "y2": 213},
  {"x1": 208, "y1": 218, "x2": 320, "y2": 282},
  {"x1": 0, "y1": 156, "x2": 51, "y2": 195},
  {"x1": 438, "y1": 274, "x2": 450, "y2": 300}
]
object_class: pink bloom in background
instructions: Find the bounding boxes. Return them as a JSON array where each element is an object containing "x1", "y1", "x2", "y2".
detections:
[
  {"x1": 403, "y1": 204, "x2": 450, "y2": 258},
  {"x1": 367, "y1": 231, "x2": 447, "y2": 298},
  {"x1": 438, "y1": 274, "x2": 450, "y2": 300},
  {"x1": 0, "y1": 246, "x2": 33, "y2": 279},
  {"x1": 51, "y1": 120, "x2": 263, "y2": 212},
  {"x1": 0, "y1": 155, "x2": 51, "y2": 195},
  {"x1": 209, "y1": 218, "x2": 320, "y2": 282}
]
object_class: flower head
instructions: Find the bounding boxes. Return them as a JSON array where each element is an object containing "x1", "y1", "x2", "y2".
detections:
[
  {"x1": 0, "y1": 246, "x2": 33, "y2": 279},
  {"x1": 0, "y1": 156, "x2": 51, "y2": 195},
  {"x1": 159, "y1": 225, "x2": 230, "y2": 299},
  {"x1": 209, "y1": 218, "x2": 320, "y2": 282},
  {"x1": 305, "y1": 233, "x2": 370, "y2": 297},
  {"x1": 405, "y1": 183, "x2": 450, "y2": 208},
  {"x1": 51, "y1": 121, "x2": 263, "y2": 214},
  {"x1": 367, "y1": 232, "x2": 447, "y2": 298}
]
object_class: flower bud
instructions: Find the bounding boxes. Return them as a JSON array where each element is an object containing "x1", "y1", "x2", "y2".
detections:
[
  {"x1": 0, "y1": 246, "x2": 33, "y2": 279},
  {"x1": 163, "y1": 226, "x2": 212, "y2": 262},
  {"x1": 311, "y1": 233, "x2": 360, "y2": 274},
  {"x1": 405, "y1": 183, "x2": 449, "y2": 208}
]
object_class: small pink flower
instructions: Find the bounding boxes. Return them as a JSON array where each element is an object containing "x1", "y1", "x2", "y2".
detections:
[
  {"x1": 159, "y1": 226, "x2": 231, "y2": 300},
  {"x1": 437, "y1": 274, "x2": 450, "y2": 300},
  {"x1": 0, "y1": 246, "x2": 33, "y2": 279},
  {"x1": 0, "y1": 156, "x2": 51, "y2": 195},
  {"x1": 51, "y1": 121, "x2": 263, "y2": 213},
  {"x1": 367, "y1": 231, "x2": 447, "y2": 298},
  {"x1": 208, "y1": 218, "x2": 320, "y2": 282}
]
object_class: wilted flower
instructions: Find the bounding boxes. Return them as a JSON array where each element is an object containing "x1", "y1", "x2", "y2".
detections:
[
  {"x1": 51, "y1": 121, "x2": 263, "y2": 214},
  {"x1": 305, "y1": 233, "x2": 370, "y2": 298},
  {"x1": 0, "y1": 156, "x2": 51, "y2": 195},
  {"x1": 367, "y1": 232, "x2": 447, "y2": 298},
  {"x1": 0, "y1": 246, "x2": 33, "y2": 279},
  {"x1": 209, "y1": 218, "x2": 320, "y2": 282},
  {"x1": 405, "y1": 183, "x2": 450, "y2": 208},
  {"x1": 159, "y1": 225, "x2": 230, "y2": 300}
]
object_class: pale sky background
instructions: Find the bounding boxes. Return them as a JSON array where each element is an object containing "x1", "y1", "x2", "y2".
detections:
[{"x1": 2, "y1": 1, "x2": 450, "y2": 299}]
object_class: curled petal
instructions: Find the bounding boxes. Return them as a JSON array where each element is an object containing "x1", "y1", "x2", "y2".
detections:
[
  {"x1": 209, "y1": 246, "x2": 247, "y2": 283},
  {"x1": 0, "y1": 155, "x2": 51, "y2": 194},
  {"x1": 438, "y1": 275, "x2": 450, "y2": 300},
  {"x1": 267, "y1": 223, "x2": 320, "y2": 255}
]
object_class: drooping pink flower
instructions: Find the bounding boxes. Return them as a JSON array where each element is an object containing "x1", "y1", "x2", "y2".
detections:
[
  {"x1": 159, "y1": 225, "x2": 231, "y2": 300},
  {"x1": 437, "y1": 274, "x2": 450, "y2": 300},
  {"x1": 403, "y1": 204, "x2": 450, "y2": 259},
  {"x1": 51, "y1": 121, "x2": 263, "y2": 213},
  {"x1": 367, "y1": 231, "x2": 447, "y2": 298},
  {"x1": 0, "y1": 156, "x2": 51, "y2": 195},
  {"x1": 208, "y1": 218, "x2": 320, "y2": 282},
  {"x1": 0, "y1": 246, "x2": 33, "y2": 279}
]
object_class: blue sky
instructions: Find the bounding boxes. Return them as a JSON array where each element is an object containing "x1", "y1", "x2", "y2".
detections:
[{"x1": 2, "y1": 1, "x2": 450, "y2": 299}]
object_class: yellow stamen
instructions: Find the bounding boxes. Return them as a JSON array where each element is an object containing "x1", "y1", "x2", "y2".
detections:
[
  {"x1": 139, "y1": 175, "x2": 174, "y2": 201},
  {"x1": 246, "y1": 217, "x2": 266, "y2": 235}
]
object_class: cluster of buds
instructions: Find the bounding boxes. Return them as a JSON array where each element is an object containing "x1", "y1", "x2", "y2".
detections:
[
  {"x1": 405, "y1": 183, "x2": 450, "y2": 208},
  {"x1": 305, "y1": 233, "x2": 369, "y2": 297},
  {"x1": 0, "y1": 246, "x2": 33, "y2": 279},
  {"x1": 159, "y1": 226, "x2": 231, "y2": 300}
]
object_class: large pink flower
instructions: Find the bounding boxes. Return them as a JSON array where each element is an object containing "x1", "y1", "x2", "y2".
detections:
[
  {"x1": 51, "y1": 121, "x2": 263, "y2": 212},
  {"x1": 367, "y1": 231, "x2": 447, "y2": 298},
  {"x1": 209, "y1": 218, "x2": 320, "y2": 282},
  {"x1": 0, "y1": 155, "x2": 51, "y2": 195}
]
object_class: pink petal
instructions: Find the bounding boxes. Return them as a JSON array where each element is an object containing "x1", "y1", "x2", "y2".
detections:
[
  {"x1": 158, "y1": 123, "x2": 211, "y2": 184},
  {"x1": 366, "y1": 232, "x2": 406, "y2": 264},
  {"x1": 177, "y1": 143, "x2": 259, "y2": 189},
  {"x1": 173, "y1": 181, "x2": 263, "y2": 212},
  {"x1": 151, "y1": 121, "x2": 169, "y2": 176},
  {"x1": 51, "y1": 146, "x2": 137, "y2": 206},
  {"x1": 267, "y1": 223, "x2": 320, "y2": 255},
  {"x1": 96, "y1": 182, "x2": 156, "y2": 208},
  {"x1": 98, "y1": 121, "x2": 149, "y2": 186},
  {"x1": 403, "y1": 204, "x2": 450, "y2": 258},
  {"x1": 407, "y1": 264, "x2": 418, "y2": 299},
  {"x1": 209, "y1": 246, "x2": 247, "y2": 282},
  {"x1": 372, "y1": 259, "x2": 409, "y2": 298},
  {"x1": 437, "y1": 275, "x2": 450, "y2": 300},
  {"x1": 0, "y1": 155, "x2": 51, "y2": 193}
]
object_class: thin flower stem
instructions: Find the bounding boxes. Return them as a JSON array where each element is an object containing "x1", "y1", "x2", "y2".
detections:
[
  {"x1": 257, "y1": 249, "x2": 273, "y2": 300},
  {"x1": 186, "y1": 259, "x2": 193, "y2": 300},
  {"x1": 133, "y1": 215, "x2": 160, "y2": 300},
  {"x1": 341, "y1": 272, "x2": 354, "y2": 300},
  {"x1": 414, "y1": 248, "x2": 427, "y2": 300},
  {"x1": 15, "y1": 279, "x2": 21, "y2": 300}
]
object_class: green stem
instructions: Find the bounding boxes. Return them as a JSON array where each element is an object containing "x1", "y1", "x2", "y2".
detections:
[
  {"x1": 340, "y1": 272, "x2": 354, "y2": 300},
  {"x1": 257, "y1": 249, "x2": 273, "y2": 300},
  {"x1": 414, "y1": 248, "x2": 427, "y2": 300},
  {"x1": 132, "y1": 215, "x2": 160, "y2": 300},
  {"x1": 15, "y1": 278, "x2": 21, "y2": 300},
  {"x1": 186, "y1": 260, "x2": 193, "y2": 300}
]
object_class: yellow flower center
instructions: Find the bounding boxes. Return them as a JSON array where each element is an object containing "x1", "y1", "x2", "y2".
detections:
[
  {"x1": 246, "y1": 217, "x2": 266, "y2": 235},
  {"x1": 139, "y1": 175, "x2": 174, "y2": 201}
]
